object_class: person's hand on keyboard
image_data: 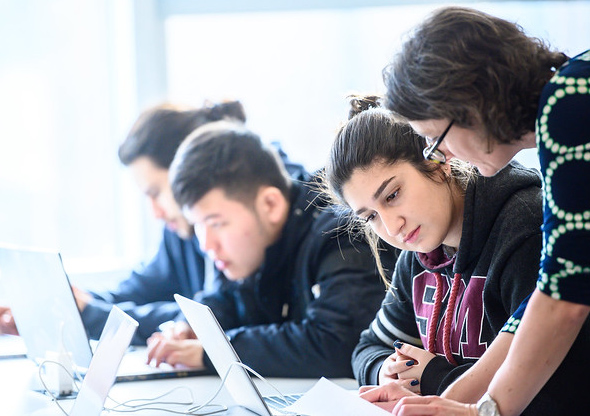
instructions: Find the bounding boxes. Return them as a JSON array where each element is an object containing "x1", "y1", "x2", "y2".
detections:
[
  {"x1": 146, "y1": 333, "x2": 205, "y2": 369},
  {"x1": 158, "y1": 320, "x2": 196, "y2": 340}
]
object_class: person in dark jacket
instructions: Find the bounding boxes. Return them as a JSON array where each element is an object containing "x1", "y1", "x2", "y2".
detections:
[
  {"x1": 80, "y1": 101, "x2": 310, "y2": 345},
  {"x1": 76, "y1": 101, "x2": 247, "y2": 344},
  {"x1": 359, "y1": 7, "x2": 590, "y2": 416},
  {"x1": 324, "y1": 96, "x2": 542, "y2": 399},
  {"x1": 0, "y1": 101, "x2": 250, "y2": 344},
  {"x1": 145, "y1": 120, "x2": 395, "y2": 378}
]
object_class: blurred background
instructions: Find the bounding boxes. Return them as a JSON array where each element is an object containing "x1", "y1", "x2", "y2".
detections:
[{"x1": 1, "y1": 0, "x2": 588, "y2": 285}]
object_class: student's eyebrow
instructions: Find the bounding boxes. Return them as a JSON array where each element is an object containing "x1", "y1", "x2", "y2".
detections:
[
  {"x1": 354, "y1": 176, "x2": 396, "y2": 216},
  {"x1": 145, "y1": 187, "x2": 159, "y2": 197},
  {"x1": 373, "y1": 176, "x2": 396, "y2": 200},
  {"x1": 202, "y1": 213, "x2": 222, "y2": 222}
]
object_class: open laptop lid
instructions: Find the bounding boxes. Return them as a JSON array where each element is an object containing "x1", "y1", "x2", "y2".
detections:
[
  {"x1": 0, "y1": 246, "x2": 93, "y2": 369},
  {"x1": 174, "y1": 294, "x2": 272, "y2": 416},
  {"x1": 69, "y1": 305, "x2": 138, "y2": 416},
  {"x1": 30, "y1": 306, "x2": 138, "y2": 416},
  {"x1": 0, "y1": 245, "x2": 207, "y2": 382}
]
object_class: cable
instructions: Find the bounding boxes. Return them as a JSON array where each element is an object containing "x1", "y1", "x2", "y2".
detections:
[
  {"x1": 58, "y1": 320, "x2": 85, "y2": 393},
  {"x1": 187, "y1": 362, "x2": 299, "y2": 416},
  {"x1": 37, "y1": 360, "x2": 77, "y2": 416},
  {"x1": 104, "y1": 361, "x2": 299, "y2": 415},
  {"x1": 109, "y1": 386, "x2": 195, "y2": 408},
  {"x1": 225, "y1": 362, "x2": 298, "y2": 409},
  {"x1": 38, "y1": 358, "x2": 301, "y2": 415},
  {"x1": 105, "y1": 386, "x2": 221, "y2": 415},
  {"x1": 232, "y1": 363, "x2": 302, "y2": 416},
  {"x1": 104, "y1": 403, "x2": 227, "y2": 415}
]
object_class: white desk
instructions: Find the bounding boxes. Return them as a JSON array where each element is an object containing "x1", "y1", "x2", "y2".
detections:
[{"x1": 0, "y1": 352, "x2": 358, "y2": 416}]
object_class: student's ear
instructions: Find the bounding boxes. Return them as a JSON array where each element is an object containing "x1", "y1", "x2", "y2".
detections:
[
  {"x1": 256, "y1": 186, "x2": 288, "y2": 225},
  {"x1": 441, "y1": 162, "x2": 452, "y2": 177}
]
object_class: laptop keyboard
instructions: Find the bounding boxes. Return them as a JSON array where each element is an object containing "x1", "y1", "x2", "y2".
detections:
[{"x1": 263, "y1": 393, "x2": 303, "y2": 410}]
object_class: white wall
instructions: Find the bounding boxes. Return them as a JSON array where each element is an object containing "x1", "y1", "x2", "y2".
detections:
[
  {"x1": 0, "y1": 0, "x2": 147, "y2": 273},
  {"x1": 1, "y1": 0, "x2": 588, "y2": 276},
  {"x1": 163, "y1": 1, "x2": 590, "y2": 171}
]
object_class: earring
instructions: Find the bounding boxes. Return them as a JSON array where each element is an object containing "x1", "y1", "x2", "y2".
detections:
[
  {"x1": 485, "y1": 136, "x2": 494, "y2": 154},
  {"x1": 442, "y1": 163, "x2": 452, "y2": 177}
]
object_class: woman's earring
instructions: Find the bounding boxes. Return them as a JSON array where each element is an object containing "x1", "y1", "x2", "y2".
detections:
[
  {"x1": 442, "y1": 163, "x2": 452, "y2": 177},
  {"x1": 485, "y1": 136, "x2": 494, "y2": 154}
]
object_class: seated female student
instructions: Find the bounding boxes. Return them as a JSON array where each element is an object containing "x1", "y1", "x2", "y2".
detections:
[{"x1": 324, "y1": 95, "x2": 543, "y2": 398}]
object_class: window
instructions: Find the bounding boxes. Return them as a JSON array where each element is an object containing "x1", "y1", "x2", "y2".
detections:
[
  {"x1": 0, "y1": 0, "x2": 149, "y2": 281},
  {"x1": 162, "y1": 1, "x2": 590, "y2": 171},
  {"x1": 2, "y1": 0, "x2": 588, "y2": 282}
]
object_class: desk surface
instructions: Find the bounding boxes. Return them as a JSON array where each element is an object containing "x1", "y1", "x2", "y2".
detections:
[{"x1": 0, "y1": 352, "x2": 358, "y2": 416}]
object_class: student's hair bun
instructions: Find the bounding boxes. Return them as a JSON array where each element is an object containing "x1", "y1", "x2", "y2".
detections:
[
  {"x1": 347, "y1": 95, "x2": 382, "y2": 120},
  {"x1": 204, "y1": 100, "x2": 247, "y2": 123}
]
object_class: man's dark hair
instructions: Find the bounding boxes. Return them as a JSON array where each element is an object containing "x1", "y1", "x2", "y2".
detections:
[
  {"x1": 118, "y1": 101, "x2": 246, "y2": 169},
  {"x1": 171, "y1": 121, "x2": 291, "y2": 209}
]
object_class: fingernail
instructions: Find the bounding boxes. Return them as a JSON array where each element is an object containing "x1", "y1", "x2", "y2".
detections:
[
  {"x1": 411, "y1": 379, "x2": 419, "y2": 386},
  {"x1": 406, "y1": 360, "x2": 415, "y2": 367},
  {"x1": 393, "y1": 340, "x2": 403, "y2": 349}
]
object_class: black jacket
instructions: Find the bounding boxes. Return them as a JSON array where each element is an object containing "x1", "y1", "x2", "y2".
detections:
[
  {"x1": 198, "y1": 179, "x2": 399, "y2": 378},
  {"x1": 81, "y1": 146, "x2": 307, "y2": 344},
  {"x1": 352, "y1": 162, "x2": 543, "y2": 393}
]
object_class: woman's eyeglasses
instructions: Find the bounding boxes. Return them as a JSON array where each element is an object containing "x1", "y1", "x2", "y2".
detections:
[{"x1": 423, "y1": 120, "x2": 454, "y2": 164}]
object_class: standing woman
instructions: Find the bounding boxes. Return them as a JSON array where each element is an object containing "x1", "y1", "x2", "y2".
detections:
[{"x1": 378, "y1": 6, "x2": 590, "y2": 416}]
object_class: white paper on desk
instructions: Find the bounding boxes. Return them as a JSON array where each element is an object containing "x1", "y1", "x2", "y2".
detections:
[{"x1": 283, "y1": 377, "x2": 391, "y2": 416}]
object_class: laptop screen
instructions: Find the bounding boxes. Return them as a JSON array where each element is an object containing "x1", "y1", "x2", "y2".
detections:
[
  {"x1": 0, "y1": 246, "x2": 93, "y2": 369},
  {"x1": 0, "y1": 246, "x2": 208, "y2": 382},
  {"x1": 70, "y1": 306, "x2": 138, "y2": 416},
  {"x1": 174, "y1": 294, "x2": 272, "y2": 416}
]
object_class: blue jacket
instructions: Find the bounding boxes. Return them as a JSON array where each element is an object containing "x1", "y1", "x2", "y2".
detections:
[
  {"x1": 81, "y1": 229, "x2": 225, "y2": 344},
  {"x1": 81, "y1": 148, "x2": 310, "y2": 345},
  {"x1": 198, "y1": 180, "x2": 399, "y2": 378}
]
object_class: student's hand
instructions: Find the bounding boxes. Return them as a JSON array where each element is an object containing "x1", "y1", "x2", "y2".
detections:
[
  {"x1": 378, "y1": 341, "x2": 435, "y2": 393},
  {"x1": 391, "y1": 395, "x2": 478, "y2": 416},
  {"x1": 159, "y1": 320, "x2": 196, "y2": 340},
  {"x1": 146, "y1": 334, "x2": 204, "y2": 369},
  {"x1": 378, "y1": 350, "x2": 413, "y2": 384},
  {"x1": 378, "y1": 354, "x2": 422, "y2": 394},
  {"x1": 0, "y1": 306, "x2": 18, "y2": 335},
  {"x1": 71, "y1": 286, "x2": 93, "y2": 312},
  {"x1": 391, "y1": 342, "x2": 437, "y2": 393},
  {"x1": 358, "y1": 383, "x2": 417, "y2": 412}
]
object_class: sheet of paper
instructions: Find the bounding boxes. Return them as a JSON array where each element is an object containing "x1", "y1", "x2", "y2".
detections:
[{"x1": 284, "y1": 377, "x2": 391, "y2": 416}]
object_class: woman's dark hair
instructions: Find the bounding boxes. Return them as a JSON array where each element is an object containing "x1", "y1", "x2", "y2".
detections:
[
  {"x1": 170, "y1": 120, "x2": 291, "y2": 209},
  {"x1": 324, "y1": 94, "x2": 474, "y2": 282},
  {"x1": 118, "y1": 100, "x2": 246, "y2": 169},
  {"x1": 383, "y1": 6, "x2": 568, "y2": 144},
  {"x1": 326, "y1": 95, "x2": 472, "y2": 206}
]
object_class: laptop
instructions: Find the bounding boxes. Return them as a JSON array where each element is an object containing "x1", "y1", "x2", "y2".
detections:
[
  {"x1": 31, "y1": 305, "x2": 138, "y2": 416},
  {"x1": 174, "y1": 294, "x2": 304, "y2": 416},
  {"x1": 0, "y1": 245, "x2": 206, "y2": 381}
]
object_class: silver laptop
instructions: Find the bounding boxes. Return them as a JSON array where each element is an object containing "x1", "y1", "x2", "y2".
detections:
[
  {"x1": 174, "y1": 294, "x2": 304, "y2": 416},
  {"x1": 0, "y1": 245, "x2": 205, "y2": 380},
  {"x1": 31, "y1": 305, "x2": 138, "y2": 416},
  {"x1": 0, "y1": 246, "x2": 92, "y2": 369}
]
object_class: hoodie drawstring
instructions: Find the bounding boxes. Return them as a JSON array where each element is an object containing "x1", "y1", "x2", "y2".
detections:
[
  {"x1": 427, "y1": 272, "x2": 460, "y2": 366},
  {"x1": 427, "y1": 273, "x2": 444, "y2": 354}
]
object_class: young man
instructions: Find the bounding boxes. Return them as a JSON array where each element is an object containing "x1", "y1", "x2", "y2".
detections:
[
  {"x1": 79, "y1": 102, "x2": 307, "y2": 344},
  {"x1": 75, "y1": 102, "x2": 250, "y2": 343},
  {"x1": 146, "y1": 121, "x2": 398, "y2": 378},
  {"x1": 0, "y1": 102, "x2": 248, "y2": 343}
]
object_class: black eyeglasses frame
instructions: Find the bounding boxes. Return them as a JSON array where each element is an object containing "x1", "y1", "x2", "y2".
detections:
[{"x1": 423, "y1": 120, "x2": 455, "y2": 164}]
